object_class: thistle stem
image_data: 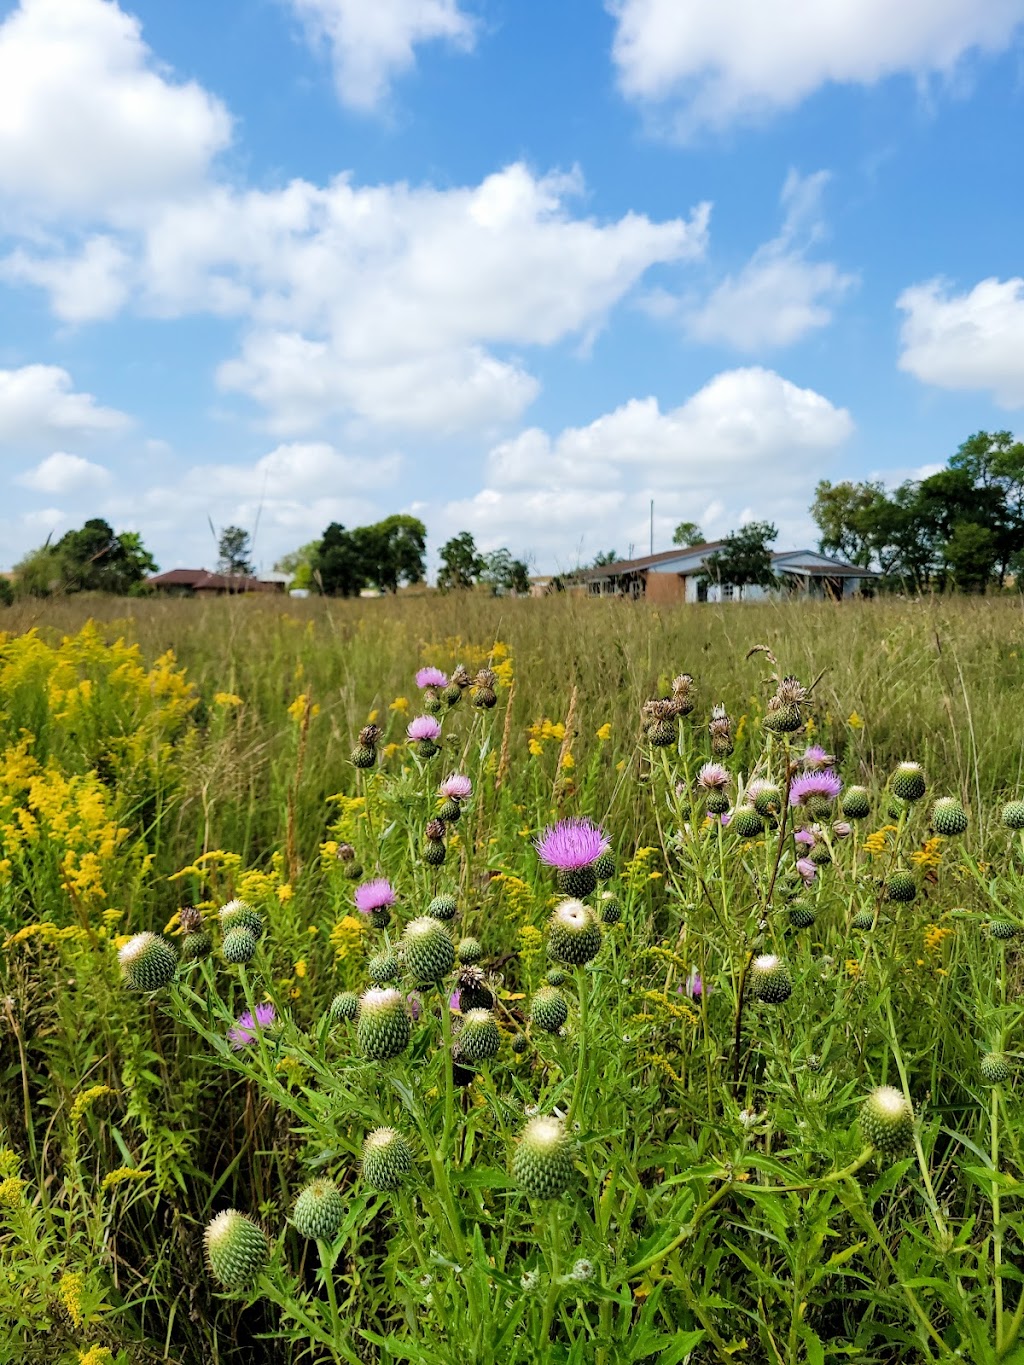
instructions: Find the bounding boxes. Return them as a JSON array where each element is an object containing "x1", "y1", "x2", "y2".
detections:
[{"x1": 566, "y1": 964, "x2": 589, "y2": 1127}]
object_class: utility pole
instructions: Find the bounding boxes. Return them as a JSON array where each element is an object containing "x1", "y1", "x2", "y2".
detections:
[{"x1": 650, "y1": 499, "x2": 654, "y2": 556}]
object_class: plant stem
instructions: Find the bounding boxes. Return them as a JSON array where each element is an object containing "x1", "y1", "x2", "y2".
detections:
[{"x1": 566, "y1": 965, "x2": 589, "y2": 1127}]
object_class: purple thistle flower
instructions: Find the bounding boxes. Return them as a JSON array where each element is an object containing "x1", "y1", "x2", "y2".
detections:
[
  {"x1": 407, "y1": 715, "x2": 442, "y2": 742},
  {"x1": 686, "y1": 967, "x2": 704, "y2": 999},
  {"x1": 407, "y1": 992, "x2": 422, "y2": 1022},
  {"x1": 416, "y1": 667, "x2": 448, "y2": 689},
  {"x1": 439, "y1": 774, "x2": 472, "y2": 800},
  {"x1": 802, "y1": 745, "x2": 835, "y2": 771},
  {"x1": 796, "y1": 857, "x2": 818, "y2": 885},
  {"x1": 697, "y1": 762, "x2": 730, "y2": 792},
  {"x1": 794, "y1": 828, "x2": 816, "y2": 849},
  {"x1": 789, "y1": 770, "x2": 843, "y2": 807},
  {"x1": 228, "y1": 1002, "x2": 276, "y2": 1050},
  {"x1": 354, "y1": 878, "x2": 397, "y2": 915},
  {"x1": 449, "y1": 989, "x2": 461, "y2": 1011},
  {"x1": 719, "y1": 812, "x2": 732, "y2": 827},
  {"x1": 534, "y1": 817, "x2": 611, "y2": 871}
]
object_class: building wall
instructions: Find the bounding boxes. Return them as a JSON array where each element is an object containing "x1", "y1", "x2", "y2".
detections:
[{"x1": 645, "y1": 570, "x2": 686, "y2": 604}]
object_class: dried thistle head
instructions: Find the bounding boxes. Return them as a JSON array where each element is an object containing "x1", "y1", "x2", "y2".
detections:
[
  {"x1": 474, "y1": 668, "x2": 498, "y2": 690},
  {"x1": 336, "y1": 842, "x2": 357, "y2": 862},
  {"x1": 359, "y1": 724, "x2": 383, "y2": 747},
  {"x1": 776, "y1": 675, "x2": 810, "y2": 707},
  {"x1": 425, "y1": 818, "x2": 446, "y2": 842},
  {"x1": 642, "y1": 698, "x2": 677, "y2": 722},
  {"x1": 708, "y1": 703, "x2": 733, "y2": 756},
  {"x1": 451, "y1": 664, "x2": 471, "y2": 688},
  {"x1": 670, "y1": 673, "x2": 696, "y2": 715},
  {"x1": 179, "y1": 906, "x2": 203, "y2": 935}
]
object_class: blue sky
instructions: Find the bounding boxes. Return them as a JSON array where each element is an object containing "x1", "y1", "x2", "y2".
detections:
[{"x1": 2, "y1": 0, "x2": 1023, "y2": 576}]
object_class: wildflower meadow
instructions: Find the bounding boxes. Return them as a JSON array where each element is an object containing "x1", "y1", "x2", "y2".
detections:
[{"x1": 1, "y1": 592, "x2": 1024, "y2": 1365}]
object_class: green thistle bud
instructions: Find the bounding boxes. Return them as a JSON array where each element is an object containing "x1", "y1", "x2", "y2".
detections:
[
  {"x1": 473, "y1": 686, "x2": 498, "y2": 710},
  {"x1": 599, "y1": 893, "x2": 622, "y2": 926},
  {"x1": 362, "y1": 1127, "x2": 413, "y2": 1191},
  {"x1": 593, "y1": 850, "x2": 615, "y2": 881},
  {"x1": 980, "y1": 1052, "x2": 1011, "y2": 1085},
  {"x1": 646, "y1": 718, "x2": 677, "y2": 748},
  {"x1": 988, "y1": 919, "x2": 1018, "y2": 941},
  {"x1": 368, "y1": 950, "x2": 400, "y2": 985},
  {"x1": 859, "y1": 1086, "x2": 914, "y2": 1158},
  {"x1": 401, "y1": 917, "x2": 455, "y2": 984},
  {"x1": 423, "y1": 691, "x2": 443, "y2": 715},
  {"x1": 328, "y1": 991, "x2": 359, "y2": 1023},
  {"x1": 556, "y1": 864, "x2": 598, "y2": 898},
  {"x1": 118, "y1": 932, "x2": 178, "y2": 992},
  {"x1": 887, "y1": 795, "x2": 909, "y2": 821},
  {"x1": 764, "y1": 702, "x2": 802, "y2": 733},
  {"x1": 788, "y1": 902, "x2": 816, "y2": 930},
  {"x1": 292, "y1": 1179, "x2": 344, "y2": 1241},
  {"x1": 545, "y1": 968, "x2": 566, "y2": 987},
  {"x1": 512, "y1": 1116, "x2": 574, "y2": 1200},
  {"x1": 441, "y1": 683, "x2": 462, "y2": 706},
  {"x1": 705, "y1": 790, "x2": 731, "y2": 816},
  {"x1": 351, "y1": 745, "x2": 377, "y2": 769},
  {"x1": 807, "y1": 794, "x2": 833, "y2": 821},
  {"x1": 530, "y1": 986, "x2": 568, "y2": 1034},
  {"x1": 417, "y1": 739, "x2": 440, "y2": 759},
  {"x1": 457, "y1": 1009, "x2": 501, "y2": 1062},
  {"x1": 1001, "y1": 800, "x2": 1024, "y2": 831},
  {"x1": 752, "y1": 783, "x2": 782, "y2": 818},
  {"x1": 851, "y1": 910, "x2": 875, "y2": 931},
  {"x1": 749, "y1": 954, "x2": 792, "y2": 1004},
  {"x1": 731, "y1": 806, "x2": 764, "y2": 839},
  {"x1": 511, "y1": 1033, "x2": 529, "y2": 1055},
  {"x1": 841, "y1": 786, "x2": 871, "y2": 820},
  {"x1": 356, "y1": 988, "x2": 411, "y2": 1061},
  {"x1": 222, "y1": 928, "x2": 259, "y2": 964},
  {"x1": 438, "y1": 798, "x2": 461, "y2": 822},
  {"x1": 808, "y1": 839, "x2": 832, "y2": 866},
  {"x1": 426, "y1": 893, "x2": 458, "y2": 921},
  {"x1": 884, "y1": 870, "x2": 917, "y2": 903},
  {"x1": 181, "y1": 929, "x2": 212, "y2": 962},
  {"x1": 457, "y1": 937, "x2": 483, "y2": 965},
  {"x1": 931, "y1": 797, "x2": 967, "y2": 836},
  {"x1": 204, "y1": 1210, "x2": 270, "y2": 1291},
  {"x1": 891, "y1": 762, "x2": 926, "y2": 802},
  {"x1": 219, "y1": 900, "x2": 265, "y2": 939},
  {"x1": 548, "y1": 900, "x2": 602, "y2": 965},
  {"x1": 423, "y1": 838, "x2": 446, "y2": 866}
]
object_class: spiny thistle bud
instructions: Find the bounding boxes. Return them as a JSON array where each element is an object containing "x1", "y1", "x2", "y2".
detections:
[
  {"x1": 708, "y1": 704, "x2": 733, "y2": 757},
  {"x1": 530, "y1": 986, "x2": 568, "y2": 1034},
  {"x1": 368, "y1": 950, "x2": 400, "y2": 984},
  {"x1": 731, "y1": 805, "x2": 764, "y2": 839},
  {"x1": 423, "y1": 690, "x2": 443, "y2": 714},
  {"x1": 599, "y1": 893, "x2": 622, "y2": 926},
  {"x1": 351, "y1": 744, "x2": 377, "y2": 768},
  {"x1": 292, "y1": 1179, "x2": 344, "y2": 1241},
  {"x1": 705, "y1": 790, "x2": 731, "y2": 816},
  {"x1": 512, "y1": 1116, "x2": 574, "y2": 1200},
  {"x1": 438, "y1": 798, "x2": 461, "y2": 822},
  {"x1": 1001, "y1": 800, "x2": 1024, "y2": 831},
  {"x1": 808, "y1": 835, "x2": 832, "y2": 866},
  {"x1": 764, "y1": 699, "x2": 802, "y2": 734},
  {"x1": 545, "y1": 968, "x2": 566, "y2": 987},
  {"x1": 329, "y1": 991, "x2": 359, "y2": 1023},
  {"x1": 931, "y1": 797, "x2": 968, "y2": 836},
  {"x1": 455, "y1": 966, "x2": 493, "y2": 1011},
  {"x1": 441, "y1": 682, "x2": 462, "y2": 706},
  {"x1": 749, "y1": 954, "x2": 793, "y2": 1004},
  {"x1": 204, "y1": 1210, "x2": 270, "y2": 1291},
  {"x1": 988, "y1": 919, "x2": 1018, "y2": 941},
  {"x1": 841, "y1": 786, "x2": 871, "y2": 820},
  {"x1": 593, "y1": 850, "x2": 615, "y2": 882},
  {"x1": 511, "y1": 1033, "x2": 529, "y2": 1054},
  {"x1": 220, "y1": 900, "x2": 265, "y2": 940},
  {"x1": 851, "y1": 910, "x2": 875, "y2": 931},
  {"x1": 356, "y1": 988, "x2": 411, "y2": 1060},
  {"x1": 118, "y1": 932, "x2": 178, "y2": 992},
  {"x1": 548, "y1": 900, "x2": 602, "y2": 965},
  {"x1": 749, "y1": 780, "x2": 782, "y2": 820},
  {"x1": 788, "y1": 901, "x2": 816, "y2": 929},
  {"x1": 473, "y1": 669, "x2": 498, "y2": 709},
  {"x1": 891, "y1": 762, "x2": 926, "y2": 802},
  {"x1": 569, "y1": 1258, "x2": 594, "y2": 1283},
  {"x1": 222, "y1": 928, "x2": 259, "y2": 964},
  {"x1": 860, "y1": 1086, "x2": 914, "y2": 1159},
  {"x1": 401, "y1": 918, "x2": 455, "y2": 984},
  {"x1": 362, "y1": 1127, "x2": 413, "y2": 1191},
  {"x1": 457, "y1": 1008, "x2": 501, "y2": 1062},
  {"x1": 457, "y1": 937, "x2": 482, "y2": 965},
  {"x1": 426, "y1": 892, "x2": 458, "y2": 921},
  {"x1": 884, "y1": 870, "x2": 917, "y2": 903},
  {"x1": 423, "y1": 838, "x2": 446, "y2": 867},
  {"x1": 336, "y1": 843, "x2": 363, "y2": 879},
  {"x1": 557, "y1": 864, "x2": 596, "y2": 897},
  {"x1": 181, "y1": 928, "x2": 213, "y2": 962},
  {"x1": 980, "y1": 1052, "x2": 1011, "y2": 1085},
  {"x1": 642, "y1": 698, "x2": 677, "y2": 748}
]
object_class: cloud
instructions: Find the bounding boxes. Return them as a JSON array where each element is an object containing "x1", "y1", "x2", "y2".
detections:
[
  {"x1": 0, "y1": 0, "x2": 231, "y2": 216},
  {"x1": 17, "y1": 451, "x2": 112, "y2": 494},
  {"x1": 288, "y1": 0, "x2": 476, "y2": 112},
  {"x1": 437, "y1": 367, "x2": 854, "y2": 568},
  {"x1": 2, "y1": 237, "x2": 131, "y2": 321},
  {"x1": 0, "y1": 365, "x2": 130, "y2": 445},
  {"x1": 682, "y1": 170, "x2": 855, "y2": 350},
  {"x1": 897, "y1": 276, "x2": 1024, "y2": 407},
  {"x1": 608, "y1": 0, "x2": 1024, "y2": 132}
]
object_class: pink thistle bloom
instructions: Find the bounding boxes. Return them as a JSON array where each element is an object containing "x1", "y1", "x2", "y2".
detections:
[
  {"x1": 794, "y1": 828, "x2": 816, "y2": 849},
  {"x1": 439, "y1": 774, "x2": 472, "y2": 800},
  {"x1": 719, "y1": 812, "x2": 732, "y2": 827},
  {"x1": 416, "y1": 667, "x2": 448, "y2": 689},
  {"x1": 789, "y1": 770, "x2": 842, "y2": 807},
  {"x1": 228, "y1": 1002, "x2": 276, "y2": 1049},
  {"x1": 802, "y1": 745, "x2": 835, "y2": 771},
  {"x1": 407, "y1": 992, "x2": 422, "y2": 1022},
  {"x1": 697, "y1": 762, "x2": 730, "y2": 792},
  {"x1": 407, "y1": 715, "x2": 442, "y2": 742},
  {"x1": 449, "y1": 989, "x2": 461, "y2": 1011},
  {"x1": 534, "y1": 817, "x2": 611, "y2": 870},
  {"x1": 796, "y1": 857, "x2": 818, "y2": 885},
  {"x1": 354, "y1": 878, "x2": 397, "y2": 915}
]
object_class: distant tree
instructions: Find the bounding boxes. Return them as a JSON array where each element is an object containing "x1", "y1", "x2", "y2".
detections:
[
  {"x1": 275, "y1": 540, "x2": 321, "y2": 590},
  {"x1": 314, "y1": 523, "x2": 366, "y2": 597},
  {"x1": 811, "y1": 480, "x2": 890, "y2": 569},
  {"x1": 217, "y1": 526, "x2": 254, "y2": 577},
  {"x1": 15, "y1": 521, "x2": 157, "y2": 596},
  {"x1": 0, "y1": 576, "x2": 12, "y2": 607},
  {"x1": 590, "y1": 550, "x2": 619, "y2": 568},
  {"x1": 480, "y1": 548, "x2": 531, "y2": 596},
  {"x1": 942, "y1": 522, "x2": 998, "y2": 593},
  {"x1": 672, "y1": 521, "x2": 704, "y2": 547},
  {"x1": 365, "y1": 514, "x2": 428, "y2": 593},
  {"x1": 437, "y1": 532, "x2": 484, "y2": 592},
  {"x1": 701, "y1": 522, "x2": 778, "y2": 595}
]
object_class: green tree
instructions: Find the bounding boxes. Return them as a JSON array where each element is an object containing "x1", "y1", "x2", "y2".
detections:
[
  {"x1": 437, "y1": 532, "x2": 484, "y2": 592},
  {"x1": 672, "y1": 522, "x2": 704, "y2": 547},
  {"x1": 364, "y1": 515, "x2": 427, "y2": 593},
  {"x1": 15, "y1": 521, "x2": 157, "y2": 596},
  {"x1": 701, "y1": 522, "x2": 778, "y2": 596},
  {"x1": 275, "y1": 540, "x2": 321, "y2": 590},
  {"x1": 811, "y1": 480, "x2": 891, "y2": 569},
  {"x1": 590, "y1": 550, "x2": 619, "y2": 568},
  {"x1": 217, "y1": 526, "x2": 254, "y2": 577},
  {"x1": 942, "y1": 522, "x2": 998, "y2": 593},
  {"x1": 480, "y1": 548, "x2": 532, "y2": 596},
  {"x1": 314, "y1": 523, "x2": 366, "y2": 597}
]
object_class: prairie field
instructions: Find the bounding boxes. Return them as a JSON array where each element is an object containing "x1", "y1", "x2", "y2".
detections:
[{"x1": 2, "y1": 592, "x2": 1024, "y2": 1365}]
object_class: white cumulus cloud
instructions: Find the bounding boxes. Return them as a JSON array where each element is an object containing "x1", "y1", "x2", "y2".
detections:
[
  {"x1": 17, "y1": 451, "x2": 112, "y2": 494},
  {"x1": 897, "y1": 276, "x2": 1024, "y2": 407},
  {"x1": 288, "y1": 0, "x2": 476, "y2": 111},
  {"x1": 0, "y1": 365, "x2": 130, "y2": 445},
  {"x1": 608, "y1": 0, "x2": 1024, "y2": 132}
]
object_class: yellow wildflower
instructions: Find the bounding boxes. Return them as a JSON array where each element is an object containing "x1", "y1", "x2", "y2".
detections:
[
  {"x1": 863, "y1": 825, "x2": 898, "y2": 857},
  {"x1": 923, "y1": 924, "x2": 953, "y2": 953},
  {"x1": 383, "y1": 742, "x2": 401, "y2": 759},
  {"x1": 848, "y1": 711, "x2": 864, "y2": 729},
  {"x1": 518, "y1": 924, "x2": 543, "y2": 969},
  {"x1": 277, "y1": 883, "x2": 294, "y2": 903},
  {"x1": 0, "y1": 1149, "x2": 20, "y2": 1178},
  {"x1": 910, "y1": 837, "x2": 944, "y2": 870},
  {"x1": 595, "y1": 722, "x2": 612, "y2": 741},
  {"x1": 287, "y1": 691, "x2": 319, "y2": 722},
  {"x1": 845, "y1": 959, "x2": 862, "y2": 978},
  {"x1": 101, "y1": 1167, "x2": 151, "y2": 1191},
  {"x1": 79, "y1": 1348, "x2": 114, "y2": 1365},
  {"x1": 389, "y1": 696, "x2": 410, "y2": 713},
  {"x1": 59, "y1": 1272, "x2": 86, "y2": 1327},
  {"x1": 330, "y1": 915, "x2": 364, "y2": 961},
  {"x1": 213, "y1": 692, "x2": 243, "y2": 708},
  {"x1": 367, "y1": 708, "x2": 380, "y2": 723},
  {"x1": 528, "y1": 739, "x2": 544, "y2": 757},
  {"x1": 293, "y1": 959, "x2": 307, "y2": 979},
  {"x1": 0, "y1": 1176, "x2": 26, "y2": 1207},
  {"x1": 71, "y1": 1086, "x2": 114, "y2": 1125},
  {"x1": 561, "y1": 751, "x2": 575, "y2": 770}
]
